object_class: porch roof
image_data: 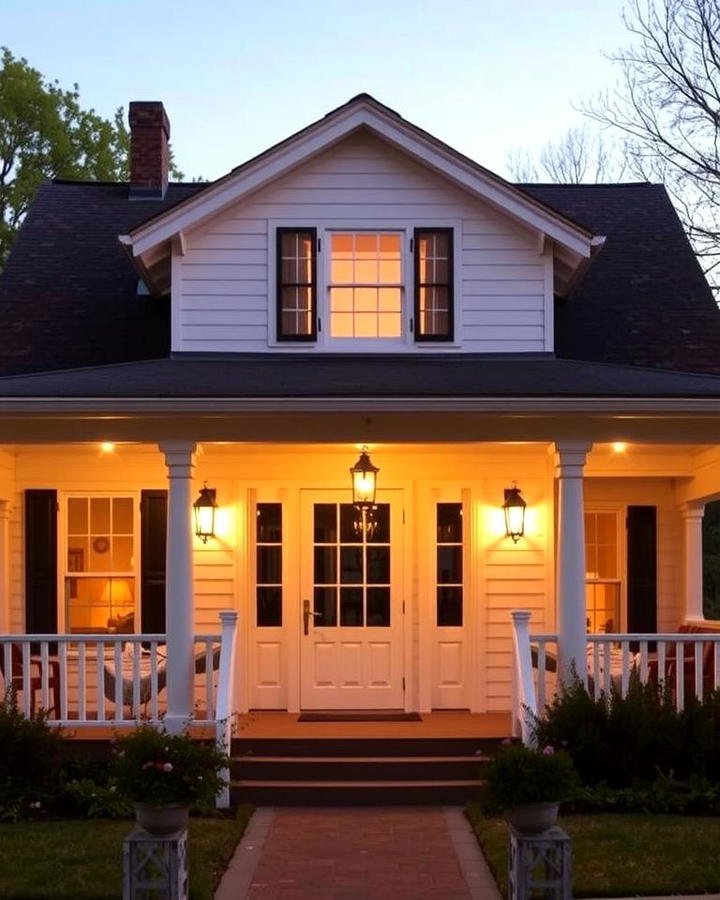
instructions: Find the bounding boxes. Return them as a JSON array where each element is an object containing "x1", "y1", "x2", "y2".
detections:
[{"x1": 0, "y1": 354, "x2": 720, "y2": 401}]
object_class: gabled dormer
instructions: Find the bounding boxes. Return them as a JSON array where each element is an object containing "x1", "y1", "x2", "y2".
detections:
[{"x1": 121, "y1": 95, "x2": 604, "y2": 355}]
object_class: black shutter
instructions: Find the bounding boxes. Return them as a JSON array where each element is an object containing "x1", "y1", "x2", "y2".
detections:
[
  {"x1": 25, "y1": 490, "x2": 58, "y2": 634},
  {"x1": 627, "y1": 505, "x2": 657, "y2": 636},
  {"x1": 141, "y1": 490, "x2": 167, "y2": 634}
]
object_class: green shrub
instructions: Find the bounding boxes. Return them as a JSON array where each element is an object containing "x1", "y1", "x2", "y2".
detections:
[
  {"x1": 0, "y1": 688, "x2": 63, "y2": 818},
  {"x1": 534, "y1": 673, "x2": 720, "y2": 786},
  {"x1": 59, "y1": 778, "x2": 132, "y2": 819},
  {"x1": 484, "y1": 742, "x2": 578, "y2": 810}
]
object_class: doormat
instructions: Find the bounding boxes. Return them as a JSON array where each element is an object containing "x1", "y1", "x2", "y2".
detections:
[{"x1": 298, "y1": 711, "x2": 422, "y2": 722}]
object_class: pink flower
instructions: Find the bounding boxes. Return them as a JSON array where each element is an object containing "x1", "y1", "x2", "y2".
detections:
[
  {"x1": 162, "y1": 762, "x2": 173, "y2": 773},
  {"x1": 501, "y1": 738, "x2": 512, "y2": 745},
  {"x1": 542, "y1": 745, "x2": 554, "y2": 755},
  {"x1": 142, "y1": 761, "x2": 153, "y2": 769}
]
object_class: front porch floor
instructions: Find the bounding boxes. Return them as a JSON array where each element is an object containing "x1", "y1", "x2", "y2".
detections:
[{"x1": 235, "y1": 710, "x2": 512, "y2": 740}]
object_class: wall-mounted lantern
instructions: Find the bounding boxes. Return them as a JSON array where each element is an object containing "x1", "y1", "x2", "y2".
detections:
[
  {"x1": 193, "y1": 483, "x2": 217, "y2": 543},
  {"x1": 350, "y1": 447, "x2": 379, "y2": 510},
  {"x1": 503, "y1": 483, "x2": 526, "y2": 543}
]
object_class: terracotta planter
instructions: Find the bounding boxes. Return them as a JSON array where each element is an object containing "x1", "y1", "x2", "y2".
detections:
[
  {"x1": 133, "y1": 801, "x2": 190, "y2": 835},
  {"x1": 505, "y1": 801, "x2": 559, "y2": 834}
]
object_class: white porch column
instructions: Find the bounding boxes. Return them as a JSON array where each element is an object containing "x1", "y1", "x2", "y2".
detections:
[
  {"x1": 0, "y1": 500, "x2": 9, "y2": 634},
  {"x1": 160, "y1": 441, "x2": 197, "y2": 734},
  {"x1": 682, "y1": 502, "x2": 705, "y2": 622},
  {"x1": 554, "y1": 441, "x2": 592, "y2": 684}
]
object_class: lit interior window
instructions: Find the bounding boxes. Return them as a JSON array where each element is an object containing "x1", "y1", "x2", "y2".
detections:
[{"x1": 329, "y1": 233, "x2": 402, "y2": 338}]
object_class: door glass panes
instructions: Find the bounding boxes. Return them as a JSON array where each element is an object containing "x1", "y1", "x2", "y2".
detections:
[
  {"x1": 313, "y1": 503, "x2": 391, "y2": 627},
  {"x1": 329, "y1": 233, "x2": 402, "y2": 338},
  {"x1": 437, "y1": 503, "x2": 463, "y2": 626},
  {"x1": 584, "y1": 511, "x2": 620, "y2": 632},
  {"x1": 257, "y1": 503, "x2": 282, "y2": 627},
  {"x1": 65, "y1": 496, "x2": 135, "y2": 633}
]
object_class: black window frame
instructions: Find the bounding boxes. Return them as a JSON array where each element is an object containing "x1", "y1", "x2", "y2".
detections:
[
  {"x1": 276, "y1": 227, "x2": 317, "y2": 342},
  {"x1": 413, "y1": 228, "x2": 454, "y2": 343}
]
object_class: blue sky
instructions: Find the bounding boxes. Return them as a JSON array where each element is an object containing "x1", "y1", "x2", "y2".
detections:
[{"x1": 3, "y1": 0, "x2": 629, "y2": 181}]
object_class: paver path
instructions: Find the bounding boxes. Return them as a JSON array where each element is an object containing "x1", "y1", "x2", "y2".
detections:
[{"x1": 215, "y1": 806, "x2": 501, "y2": 899}]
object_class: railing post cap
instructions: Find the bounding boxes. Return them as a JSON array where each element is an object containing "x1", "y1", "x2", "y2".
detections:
[
  {"x1": 511, "y1": 610, "x2": 532, "y2": 622},
  {"x1": 219, "y1": 610, "x2": 238, "y2": 624}
]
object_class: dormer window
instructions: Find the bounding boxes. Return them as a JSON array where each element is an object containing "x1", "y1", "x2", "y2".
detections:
[
  {"x1": 275, "y1": 226, "x2": 455, "y2": 345},
  {"x1": 277, "y1": 228, "x2": 317, "y2": 341},
  {"x1": 329, "y1": 233, "x2": 402, "y2": 339}
]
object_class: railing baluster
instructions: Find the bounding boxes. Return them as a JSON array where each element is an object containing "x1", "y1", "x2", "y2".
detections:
[
  {"x1": 715, "y1": 643, "x2": 720, "y2": 691},
  {"x1": 150, "y1": 642, "x2": 159, "y2": 722},
  {"x1": 602, "y1": 641, "x2": 611, "y2": 695},
  {"x1": 96, "y1": 641, "x2": 105, "y2": 722},
  {"x1": 114, "y1": 642, "x2": 124, "y2": 721},
  {"x1": 205, "y1": 640, "x2": 214, "y2": 719},
  {"x1": 537, "y1": 642, "x2": 547, "y2": 711},
  {"x1": 694, "y1": 641, "x2": 703, "y2": 700},
  {"x1": 658, "y1": 641, "x2": 667, "y2": 689},
  {"x1": 591, "y1": 642, "x2": 599, "y2": 699},
  {"x1": 78, "y1": 641, "x2": 86, "y2": 722},
  {"x1": 620, "y1": 642, "x2": 630, "y2": 697},
  {"x1": 59, "y1": 643, "x2": 68, "y2": 722},
  {"x1": 132, "y1": 642, "x2": 141, "y2": 719},
  {"x1": 640, "y1": 641, "x2": 649, "y2": 683},
  {"x1": 21, "y1": 642, "x2": 31, "y2": 718},
  {"x1": 676, "y1": 641, "x2": 684, "y2": 712},
  {"x1": 40, "y1": 642, "x2": 49, "y2": 713},
  {"x1": 2, "y1": 643, "x2": 11, "y2": 695}
]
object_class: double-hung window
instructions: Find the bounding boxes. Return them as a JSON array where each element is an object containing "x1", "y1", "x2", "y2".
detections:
[
  {"x1": 65, "y1": 496, "x2": 136, "y2": 633},
  {"x1": 276, "y1": 227, "x2": 454, "y2": 343}
]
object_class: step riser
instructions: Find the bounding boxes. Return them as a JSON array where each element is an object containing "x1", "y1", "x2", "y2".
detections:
[
  {"x1": 231, "y1": 737, "x2": 495, "y2": 757},
  {"x1": 232, "y1": 760, "x2": 484, "y2": 781},
  {"x1": 231, "y1": 784, "x2": 486, "y2": 806}
]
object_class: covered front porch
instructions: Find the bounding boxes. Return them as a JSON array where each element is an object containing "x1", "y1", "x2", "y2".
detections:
[{"x1": 1, "y1": 401, "x2": 720, "y2": 740}]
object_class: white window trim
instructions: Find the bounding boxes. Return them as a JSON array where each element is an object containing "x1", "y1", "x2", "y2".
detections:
[
  {"x1": 57, "y1": 491, "x2": 140, "y2": 635},
  {"x1": 267, "y1": 219, "x2": 462, "y2": 351}
]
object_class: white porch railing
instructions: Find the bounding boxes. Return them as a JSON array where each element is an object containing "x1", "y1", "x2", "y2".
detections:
[
  {"x1": 511, "y1": 610, "x2": 720, "y2": 744},
  {"x1": 0, "y1": 612, "x2": 238, "y2": 731}
]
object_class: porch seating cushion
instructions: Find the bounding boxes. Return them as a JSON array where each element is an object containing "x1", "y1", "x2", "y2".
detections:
[
  {"x1": 0, "y1": 644, "x2": 61, "y2": 715},
  {"x1": 672, "y1": 623, "x2": 720, "y2": 696}
]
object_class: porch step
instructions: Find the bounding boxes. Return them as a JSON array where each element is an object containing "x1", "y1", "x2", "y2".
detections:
[
  {"x1": 230, "y1": 779, "x2": 485, "y2": 806},
  {"x1": 232, "y1": 755, "x2": 487, "y2": 782},
  {"x1": 230, "y1": 737, "x2": 496, "y2": 806}
]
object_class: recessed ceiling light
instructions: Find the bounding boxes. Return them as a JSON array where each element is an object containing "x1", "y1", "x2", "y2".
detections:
[
  {"x1": 100, "y1": 442, "x2": 115, "y2": 453},
  {"x1": 611, "y1": 442, "x2": 628, "y2": 454}
]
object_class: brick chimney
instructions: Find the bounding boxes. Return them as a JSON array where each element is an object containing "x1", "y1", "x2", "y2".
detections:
[{"x1": 128, "y1": 101, "x2": 170, "y2": 199}]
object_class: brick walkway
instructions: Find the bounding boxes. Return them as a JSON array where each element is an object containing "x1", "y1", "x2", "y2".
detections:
[{"x1": 215, "y1": 806, "x2": 501, "y2": 899}]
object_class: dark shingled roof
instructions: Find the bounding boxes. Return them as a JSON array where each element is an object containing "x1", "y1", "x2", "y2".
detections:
[
  {"x1": 0, "y1": 182, "x2": 202, "y2": 375},
  {"x1": 0, "y1": 178, "x2": 719, "y2": 393},
  {"x1": 1, "y1": 354, "x2": 720, "y2": 400}
]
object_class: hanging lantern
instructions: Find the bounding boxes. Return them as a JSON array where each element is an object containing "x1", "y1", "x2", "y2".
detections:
[
  {"x1": 193, "y1": 484, "x2": 217, "y2": 543},
  {"x1": 350, "y1": 446, "x2": 379, "y2": 510},
  {"x1": 503, "y1": 483, "x2": 526, "y2": 543}
]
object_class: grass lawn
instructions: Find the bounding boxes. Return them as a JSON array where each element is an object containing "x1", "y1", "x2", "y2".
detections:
[
  {"x1": 467, "y1": 805, "x2": 720, "y2": 898},
  {"x1": 0, "y1": 809, "x2": 253, "y2": 899}
]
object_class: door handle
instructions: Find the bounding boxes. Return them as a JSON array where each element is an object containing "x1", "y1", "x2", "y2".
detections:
[{"x1": 303, "y1": 599, "x2": 321, "y2": 635}]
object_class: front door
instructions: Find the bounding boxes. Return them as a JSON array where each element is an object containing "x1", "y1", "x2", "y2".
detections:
[{"x1": 300, "y1": 492, "x2": 404, "y2": 709}]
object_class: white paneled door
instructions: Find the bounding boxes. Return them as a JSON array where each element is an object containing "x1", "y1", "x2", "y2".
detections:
[{"x1": 300, "y1": 491, "x2": 404, "y2": 709}]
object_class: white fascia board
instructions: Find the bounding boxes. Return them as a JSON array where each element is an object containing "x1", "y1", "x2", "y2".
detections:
[
  {"x1": 126, "y1": 103, "x2": 597, "y2": 260},
  {"x1": 0, "y1": 396, "x2": 720, "y2": 415}
]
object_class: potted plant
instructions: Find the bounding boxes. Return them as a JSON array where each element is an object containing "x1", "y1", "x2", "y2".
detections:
[
  {"x1": 111, "y1": 724, "x2": 228, "y2": 834},
  {"x1": 484, "y1": 742, "x2": 578, "y2": 834}
]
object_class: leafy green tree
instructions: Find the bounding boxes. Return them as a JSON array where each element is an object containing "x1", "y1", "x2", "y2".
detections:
[{"x1": 0, "y1": 47, "x2": 183, "y2": 269}]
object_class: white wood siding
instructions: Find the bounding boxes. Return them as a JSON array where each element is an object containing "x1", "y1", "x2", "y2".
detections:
[{"x1": 176, "y1": 132, "x2": 547, "y2": 354}]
